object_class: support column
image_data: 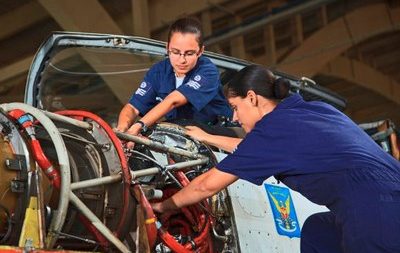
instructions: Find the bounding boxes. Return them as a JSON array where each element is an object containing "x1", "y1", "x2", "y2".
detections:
[
  {"x1": 132, "y1": 0, "x2": 150, "y2": 37},
  {"x1": 293, "y1": 14, "x2": 304, "y2": 46},
  {"x1": 264, "y1": 24, "x2": 277, "y2": 66},
  {"x1": 230, "y1": 16, "x2": 246, "y2": 59},
  {"x1": 201, "y1": 10, "x2": 222, "y2": 53}
]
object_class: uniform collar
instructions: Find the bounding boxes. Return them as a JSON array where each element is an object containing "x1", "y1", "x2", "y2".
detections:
[{"x1": 275, "y1": 93, "x2": 304, "y2": 110}]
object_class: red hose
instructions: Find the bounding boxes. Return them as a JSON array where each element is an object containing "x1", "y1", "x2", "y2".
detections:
[
  {"x1": 155, "y1": 158, "x2": 214, "y2": 252},
  {"x1": 157, "y1": 226, "x2": 192, "y2": 253},
  {"x1": 131, "y1": 184, "x2": 158, "y2": 249},
  {"x1": 55, "y1": 110, "x2": 133, "y2": 239},
  {"x1": 169, "y1": 220, "x2": 192, "y2": 235},
  {"x1": 9, "y1": 109, "x2": 109, "y2": 247},
  {"x1": 30, "y1": 140, "x2": 61, "y2": 188},
  {"x1": 8, "y1": 110, "x2": 61, "y2": 189}
]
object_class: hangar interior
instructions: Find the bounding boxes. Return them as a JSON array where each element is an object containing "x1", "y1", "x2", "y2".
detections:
[
  {"x1": 0, "y1": 0, "x2": 399, "y2": 126},
  {"x1": 0, "y1": 1, "x2": 400, "y2": 253}
]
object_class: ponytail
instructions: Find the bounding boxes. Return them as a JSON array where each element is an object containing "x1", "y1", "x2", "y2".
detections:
[
  {"x1": 227, "y1": 65, "x2": 290, "y2": 100},
  {"x1": 273, "y1": 78, "x2": 290, "y2": 99}
]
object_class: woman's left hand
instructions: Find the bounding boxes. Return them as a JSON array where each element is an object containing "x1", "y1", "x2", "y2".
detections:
[{"x1": 185, "y1": 126, "x2": 210, "y2": 142}]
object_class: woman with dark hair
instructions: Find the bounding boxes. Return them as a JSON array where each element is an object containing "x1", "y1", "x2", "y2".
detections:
[
  {"x1": 152, "y1": 65, "x2": 400, "y2": 253},
  {"x1": 116, "y1": 17, "x2": 232, "y2": 135}
]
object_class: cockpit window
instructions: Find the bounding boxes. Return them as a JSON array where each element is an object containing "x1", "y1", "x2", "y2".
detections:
[{"x1": 38, "y1": 46, "x2": 164, "y2": 125}]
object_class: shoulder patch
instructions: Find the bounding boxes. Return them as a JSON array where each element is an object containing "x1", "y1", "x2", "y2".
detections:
[
  {"x1": 185, "y1": 80, "x2": 201, "y2": 90},
  {"x1": 194, "y1": 75, "x2": 201, "y2": 82},
  {"x1": 135, "y1": 88, "x2": 147, "y2": 96},
  {"x1": 140, "y1": 82, "x2": 147, "y2": 88}
]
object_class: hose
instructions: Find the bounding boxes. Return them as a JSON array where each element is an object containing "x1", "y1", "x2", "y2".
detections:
[
  {"x1": 55, "y1": 110, "x2": 133, "y2": 239},
  {"x1": 0, "y1": 103, "x2": 71, "y2": 249},
  {"x1": 153, "y1": 157, "x2": 214, "y2": 253},
  {"x1": 9, "y1": 109, "x2": 61, "y2": 188},
  {"x1": 8, "y1": 109, "x2": 110, "y2": 248},
  {"x1": 131, "y1": 184, "x2": 158, "y2": 249}
]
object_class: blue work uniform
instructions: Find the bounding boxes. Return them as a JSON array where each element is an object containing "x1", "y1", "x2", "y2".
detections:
[
  {"x1": 217, "y1": 94, "x2": 400, "y2": 253},
  {"x1": 128, "y1": 56, "x2": 232, "y2": 124}
]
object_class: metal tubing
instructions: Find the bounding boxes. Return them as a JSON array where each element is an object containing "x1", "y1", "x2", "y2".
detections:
[
  {"x1": 131, "y1": 158, "x2": 209, "y2": 179},
  {"x1": 115, "y1": 131, "x2": 205, "y2": 159},
  {"x1": 164, "y1": 158, "x2": 209, "y2": 171},
  {"x1": 131, "y1": 167, "x2": 160, "y2": 179},
  {"x1": 69, "y1": 192, "x2": 130, "y2": 253},
  {"x1": 71, "y1": 174, "x2": 122, "y2": 190},
  {"x1": 42, "y1": 110, "x2": 92, "y2": 130},
  {"x1": 0, "y1": 102, "x2": 71, "y2": 249}
]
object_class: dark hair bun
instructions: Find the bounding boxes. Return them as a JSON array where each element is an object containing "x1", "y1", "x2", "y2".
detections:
[{"x1": 273, "y1": 78, "x2": 290, "y2": 99}]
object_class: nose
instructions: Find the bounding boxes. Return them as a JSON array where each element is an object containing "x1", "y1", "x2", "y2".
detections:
[
  {"x1": 178, "y1": 55, "x2": 187, "y2": 63},
  {"x1": 233, "y1": 111, "x2": 239, "y2": 122}
]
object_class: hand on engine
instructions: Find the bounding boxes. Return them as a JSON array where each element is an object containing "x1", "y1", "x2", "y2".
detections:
[{"x1": 185, "y1": 126, "x2": 210, "y2": 143}]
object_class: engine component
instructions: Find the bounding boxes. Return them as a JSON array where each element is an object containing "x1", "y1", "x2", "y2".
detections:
[{"x1": 0, "y1": 103, "x2": 239, "y2": 253}]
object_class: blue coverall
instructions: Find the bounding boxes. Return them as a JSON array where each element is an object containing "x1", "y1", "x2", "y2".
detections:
[
  {"x1": 217, "y1": 94, "x2": 400, "y2": 252},
  {"x1": 128, "y1": 56, "x2": 232, "y2": 124}
]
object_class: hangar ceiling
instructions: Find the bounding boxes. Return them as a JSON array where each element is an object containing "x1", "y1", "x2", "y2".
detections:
[{"x1": 0, "y1": 0, "x2": 399, "y2": 125}]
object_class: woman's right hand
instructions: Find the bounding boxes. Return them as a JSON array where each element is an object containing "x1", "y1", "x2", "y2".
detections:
[{"x1": 185, "y1": 126, "x2": 210, "y2": 143}]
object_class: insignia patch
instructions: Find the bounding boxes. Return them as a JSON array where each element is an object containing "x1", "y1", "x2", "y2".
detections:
[
  {"x1": 140, "y1": 82, "x2": 147, "y2": 88},
  {"x1": 194, "y1": 75, "x2": 201, "y2": 81},
  {"x1": 264, "y1": 184, "x2": 301, "y2": 238},
  {"x1": 185, "y1": 80, "x2": 201, "y2": 90},
  {"x1": 135, "y1": 88, "x2": 147, "y2": 96}
]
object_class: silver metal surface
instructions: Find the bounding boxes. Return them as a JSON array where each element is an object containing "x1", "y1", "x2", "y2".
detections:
[
  {"x1": 0, "y1": 102, "x2": 71, "y2": 249},
  {"x1": 69, "y1": 192, "x2": 130, "y2": 253},
  {"x1": 115, "y1": 130, "x2": 206, "y2": 159},
  {"x1": 70, "y1": 174, "x2": 122, "y2": 190},
  {"x1": 41, "y1": 110, "x2": 92, "y2": 130}
]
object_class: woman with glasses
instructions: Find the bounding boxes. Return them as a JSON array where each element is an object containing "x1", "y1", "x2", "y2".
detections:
[
  {"x1": 116, "y1": 17, "x2": 232, "y2": 135},
  {"x1": 152, "y1": 65, "x2": 400, "y2": 253}
]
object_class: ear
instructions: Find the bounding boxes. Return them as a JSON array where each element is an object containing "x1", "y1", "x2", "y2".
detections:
[
  {"x1": 246, "y1": 90, "x2": 258, "y2": 106},
  {"x1": 198, "y1": 45, "x2": 205, "y2": 56}
]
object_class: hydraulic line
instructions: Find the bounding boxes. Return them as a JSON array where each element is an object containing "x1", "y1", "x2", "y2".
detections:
[
  {"x1": 8, "y1": 109, "x2": 61, "y2": 189},
  {"x1": 8, "y1": 109, "x2": 109, "y2": 249},
  {"x1": 55, "y1": 110, "x2": 132, "y2": 239},
  {"x1": 131, "y1": 184, "x2": 158, "y2": 249},
  {"x1": 0, "y1": 102, "x2": 71, "y2": 249},
  {"x1": 154, "y1": 158, "x2": 214, "y2": 253}
]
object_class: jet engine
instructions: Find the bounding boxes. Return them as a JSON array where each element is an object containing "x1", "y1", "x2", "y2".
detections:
[{"x1": 0, "y1": 103, "x2": 238, "y2": 253}]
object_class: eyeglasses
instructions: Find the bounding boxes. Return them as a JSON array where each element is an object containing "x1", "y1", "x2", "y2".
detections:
[{"x1": 167, "y1": 49, "x2": 200, "y2": 59}]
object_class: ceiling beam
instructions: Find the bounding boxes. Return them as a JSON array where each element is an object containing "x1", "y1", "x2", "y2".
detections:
[
  {"x1": 37, "y1": 0, "x2": 133, "y2": 104},
  {"x1": 0, "y1": 1, "x2": 48, "y2": 40},
  {"x1": 205, "y1": 0, "x2": 334, "y2": 45},
  {"x1": 132, "y1": 0, "x2": 150, "y2": 37},
  {"x1": 0, "y1": 56, "x2": 32, "y2": 84},
  {"x1": 321, "y1": 56, "x2": 400, "y2": 105},
  {"x1": 350, "y1": 101, "x2": 397, "y2": 123},
  {"x1": 149, "y1": 0, "x2": 229, "y2": 31},
  {"x1": 37, "y1": 0, "x2": 123, "y2": 34},
  {"x1": 278, "y1": 3, "x2": 400, "y2": 77}
]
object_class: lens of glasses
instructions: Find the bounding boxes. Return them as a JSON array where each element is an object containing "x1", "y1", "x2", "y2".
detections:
[{"x1": 168, "y1": 50, "x2": 198, "y2": 59}]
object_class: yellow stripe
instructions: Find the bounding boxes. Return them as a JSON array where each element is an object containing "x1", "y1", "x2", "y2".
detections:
[
  {"x1": 18, "y1": 197, "x2": 40, "y2": 248},
  {"x1": 144, "y1": 217, "x2": 156, "y2": 224}
]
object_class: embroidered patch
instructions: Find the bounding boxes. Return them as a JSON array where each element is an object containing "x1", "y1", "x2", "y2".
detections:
[
  {"x1": 185, "y1": 80, "x2": 201, "y2": 90},
  {"x1": 140, "y1": 81, "x2": 147, "y2": 88},
  {"x1": 264, "y1": 184, "x2": 301, "y2": 238},
  {"x1": 135, "y1": 88, "x2": 147, "y2": 96},
  {"x1": 194, "y1": 75, "x2": 201, "y2": 82}
]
